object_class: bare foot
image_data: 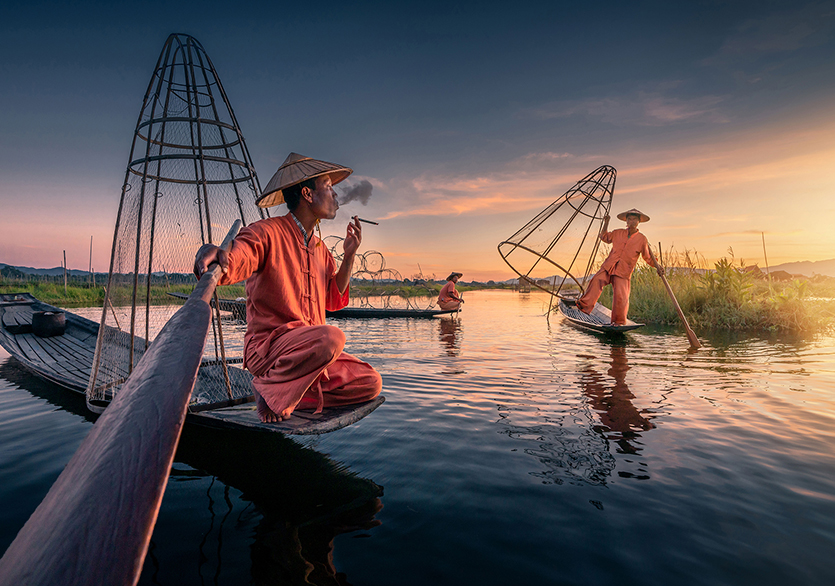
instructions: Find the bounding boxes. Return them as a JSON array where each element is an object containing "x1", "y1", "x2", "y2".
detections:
[{"x1": 254, "y1": 390, "x2": 279, "y2": 423}]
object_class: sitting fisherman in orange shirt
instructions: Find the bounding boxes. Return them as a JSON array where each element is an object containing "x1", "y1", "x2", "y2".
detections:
[
  {"x1": 437, "y1": 272, "x2": 464, "y2": 311},
  {"x1": 194, "y1": 153, "x2": 382, "y2": 423},
  {"x1": 576, "y1": 208, "x2": 664, "y2": 325}
]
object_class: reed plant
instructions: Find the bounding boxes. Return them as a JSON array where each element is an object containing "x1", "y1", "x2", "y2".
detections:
[{"x1": 600, "y1": 247, "x2": 835, "y2": 332}]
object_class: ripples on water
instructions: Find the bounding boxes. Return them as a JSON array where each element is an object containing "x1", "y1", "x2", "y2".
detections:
[{"x1": 1, "y1": 290, "x2": 834, "y2": 585}]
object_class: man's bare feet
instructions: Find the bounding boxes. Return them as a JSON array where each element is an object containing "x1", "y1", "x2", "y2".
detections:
[
  {"x1": 254, "y1": 390, "x2": 301, "y2": 422},
  {"x1": 254, "y1": 390, "x2": 279, "y2": 423}
]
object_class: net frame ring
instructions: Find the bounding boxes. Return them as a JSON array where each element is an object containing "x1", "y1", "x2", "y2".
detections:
[{"x1": 496, "y1": 165, "x2": 616, "y2": 299}]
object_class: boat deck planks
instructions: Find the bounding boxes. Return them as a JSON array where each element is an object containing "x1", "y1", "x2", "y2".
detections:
[{"x1": 0, "y1": 292, "x2": 385, "y2": 435}]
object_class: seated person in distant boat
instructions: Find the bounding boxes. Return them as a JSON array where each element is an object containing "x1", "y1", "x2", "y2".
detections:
[
  {"x1": 194, "y1": 153, "x2": 382, "y2": 423},
  {"x1": 437, "y1": 272, "x2": 465, "y2": 311},
  {"x1": 576, "y1": 209, "x2": 664, "y2": 325}
]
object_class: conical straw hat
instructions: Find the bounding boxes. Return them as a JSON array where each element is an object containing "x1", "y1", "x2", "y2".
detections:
[
  {"x1": 616, "y1": 208, "x2": 650, "y2": 223},
  {"x1": 257, "y1": 152, "x2": 353, "y2": 208}
]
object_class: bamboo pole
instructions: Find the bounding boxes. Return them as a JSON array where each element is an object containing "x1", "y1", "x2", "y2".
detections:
[
  {"x1": 63, "y1": 250, "x2": 67, "y2": 295},
  {"x1": 102, "y1": 286, "x2": 121, "y2": 331},
  {"x1": 89, "y1": 236, "x2": 93, "y2": 287},
  {"x1": 762, "y1": 232, "x2": 772, "y2": 288},
  {"x1": 649, "y1": 244, "x2": 701, "y2": 349}
]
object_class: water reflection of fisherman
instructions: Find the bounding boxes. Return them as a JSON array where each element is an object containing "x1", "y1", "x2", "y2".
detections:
[
  {"x1": 580, "y1": 344, "x2": 655, "y2": 455},
  {"x1": 438, "y1": 272, "x2": 464, "y2": 311},
  {"x1": 439, "y1": 317, "x2": 460, "y2": 356}
]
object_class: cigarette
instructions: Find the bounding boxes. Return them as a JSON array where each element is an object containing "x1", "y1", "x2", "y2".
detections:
[{"x1": 356, "y1": 217, "x2": 378, "y2": 225}]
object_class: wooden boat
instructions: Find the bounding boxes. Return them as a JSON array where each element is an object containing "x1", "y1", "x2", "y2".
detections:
[
  {"x1": 167, "y1": 291, "x2": 457, "y2": 319},
  {"x1": 557, "y1": 298, "x2": 644, "y2": 334},
  {"x1": 0, "y1": 292, "x2": 384, "y2": 434},
  {"x1": 328, "y1": 307, "x2": 458, "y2": 318}
]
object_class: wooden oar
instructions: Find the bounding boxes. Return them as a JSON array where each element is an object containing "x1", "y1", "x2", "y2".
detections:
[
  {"x1": 0, "y1": 221, "x2": 241, "y2": 586},
  {"x1": 648, "y1": 245, "x2": 701, "y2": 349}
]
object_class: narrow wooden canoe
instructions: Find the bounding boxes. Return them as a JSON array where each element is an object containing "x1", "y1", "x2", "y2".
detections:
[
  {"x1": 557, "y1": 298, "x2": 644, "y2": 333},
  {"x1": 0, "y1": 292, "x2": 384, "y2": 434},
  {"x1": 167, "y1": 291, "x2": 458, "y2": 319},
  {"x1": 327, "y1": 307, "x2": 458, "y2": 318}
]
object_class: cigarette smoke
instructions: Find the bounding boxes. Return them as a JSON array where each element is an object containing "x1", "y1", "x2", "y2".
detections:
[{"x1": 339, "y1": 180, "x2": 373, "y2": 205}]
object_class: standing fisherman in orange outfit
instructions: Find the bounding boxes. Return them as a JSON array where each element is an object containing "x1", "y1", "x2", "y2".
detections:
[
  {"x1": 194, "y1": 153, "x2": 382, "y2": 423},
  {"x1": 576, "y1": 208, "x2": 664, "y2": 325}
]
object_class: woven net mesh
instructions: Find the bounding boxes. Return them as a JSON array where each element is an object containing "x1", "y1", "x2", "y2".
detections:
[
  {"x1": 88, "y1": 34, "x2": 264, "y2": 409},
  {"x1": 498, "y1": 166, "x2": 616, "y2": 297},
  {"x1": 323, "y1": 237, "x2": 437, "y2": 310}
]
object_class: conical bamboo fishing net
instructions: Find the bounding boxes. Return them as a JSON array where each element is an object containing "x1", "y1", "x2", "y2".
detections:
[
  {"x1": 87, "y1": 33, "x2": 265, "y2": 411},
  {"x1": 498, "y1": 165, "x2": 616, "y2": 298}
]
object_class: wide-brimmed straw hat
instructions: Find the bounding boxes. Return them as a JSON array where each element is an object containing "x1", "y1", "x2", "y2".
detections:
[
  {"x1": 446, "y1": 272, "x2": 463, "y2": 281},
  {"x1": 616, "y1": 208, "x2": 650, "y2": 223},
  {"x1": 256, "y1": 152, "x2": 353, "y2": 208}
]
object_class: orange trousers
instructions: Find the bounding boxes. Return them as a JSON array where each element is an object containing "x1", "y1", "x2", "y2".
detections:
[
  {"x1": 577, "y1": 270, "x2": 631, "y2": 325},
  {"x1": 438, "y1": 299, "x2": 462, "y2": 311},
  {"x1": 245, "y1": 325, "x2": 382, "y2": 415}
]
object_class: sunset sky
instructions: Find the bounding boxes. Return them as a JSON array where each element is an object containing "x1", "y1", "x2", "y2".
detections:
[{"x1": 2, "y1": 0, "x2": 834, "y2": 281}]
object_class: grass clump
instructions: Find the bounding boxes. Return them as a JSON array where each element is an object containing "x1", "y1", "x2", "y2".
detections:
[
  {"x1": 612, "y1": 248, "x2": 835, "y2": 333},
  {"x1": 0, "y1": 281, "x2": 245, "y2": 307}
]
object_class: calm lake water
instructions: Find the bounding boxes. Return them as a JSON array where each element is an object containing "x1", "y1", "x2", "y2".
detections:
[{"x1": 2, "y1": 289, "x2": 835, "y2": 585}]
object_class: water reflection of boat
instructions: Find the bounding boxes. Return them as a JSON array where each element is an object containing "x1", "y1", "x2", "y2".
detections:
[{"x1": 0, "y1": 292, "x2": 384, "y2": 435}]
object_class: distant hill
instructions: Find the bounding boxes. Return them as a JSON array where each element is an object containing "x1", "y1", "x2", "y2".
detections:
[
  {"x1": 0, "y1": 263, "x2": 93, "y2": 278},
  {"x1": 768, "y1": 259, "x2": 835, "y2": 277}
]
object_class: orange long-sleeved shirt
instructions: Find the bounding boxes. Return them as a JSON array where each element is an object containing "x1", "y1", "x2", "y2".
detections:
[
  {"x1": 598, "y1": 228, "x2": 656, "y2": 279},
  {"x1": 438, "y1": 280, "x2": 460, "y2": 303},
  {"x1": 219, "y1": 214, "x2": 349, "y2": 365}
]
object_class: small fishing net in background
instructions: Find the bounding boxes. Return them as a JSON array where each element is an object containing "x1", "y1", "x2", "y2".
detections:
[
  {"x1": 322, "y1": 237, "x2": 436, "y2": 310},
  {"x1": 498, "y1": 165, "x2": 616, "y2": 299},
  {"x1": 87, "y1": 34, "x2": 265, "y2": 411}
]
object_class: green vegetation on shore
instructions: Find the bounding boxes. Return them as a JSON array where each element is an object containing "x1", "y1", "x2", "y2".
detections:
[
  {"x1": 596, "y1": 252, "x2": 835, "y2": 333},
  {"x1": 0, "y1": 277, "x2": 500, "y2": 307},
  {"x1": 4, "y1": 256, "x2": 832, "y2": 333},
  {"x1": 0, "y1": 281, "x2": 246, "y2": 307}
]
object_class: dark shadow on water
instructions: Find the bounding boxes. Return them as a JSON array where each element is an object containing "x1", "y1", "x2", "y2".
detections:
[
  {"x1": 0, "y1": 358, "x2": 383, "y2": 586},
  {"x1": 0, "y1": 358, "x2": 96, "y2": 423},
  {"x1": 171, "y1": 424, "x2": 383, "y2": 586}
]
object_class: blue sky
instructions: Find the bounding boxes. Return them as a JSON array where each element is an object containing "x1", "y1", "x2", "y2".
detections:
[{"x1": 2, "y1": 0, "x2": 834, "y2": 279}]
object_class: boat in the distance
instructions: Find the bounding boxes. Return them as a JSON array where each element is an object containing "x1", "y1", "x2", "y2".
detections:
[
  {"x1": 167, "y1": 291, "x2": 458, "y2": 319},
  {"x1": 0, "y1": 292, "x2": 384, "y2": 434}
]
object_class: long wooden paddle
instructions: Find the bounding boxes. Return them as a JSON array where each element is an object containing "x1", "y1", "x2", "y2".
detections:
[
  {"x1": 648, "y1": 245, "x2": 701, "y2": 349},
  {"x1": 0, "y1": 221, "x2": 241, "y2": 586}
]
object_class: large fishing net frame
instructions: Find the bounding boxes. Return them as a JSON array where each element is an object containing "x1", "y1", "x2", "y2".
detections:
[
  {"x1": 87, "y1": 33, "x2": 266, "y2": 412},
  {"x1": 498, "y1": 165, "x2": 616, "y2": 301}
]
